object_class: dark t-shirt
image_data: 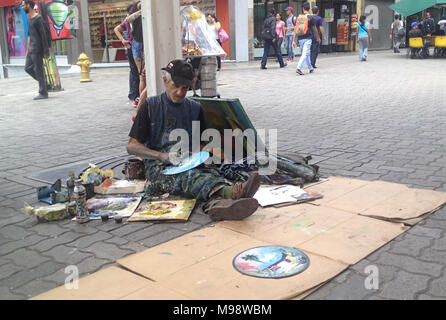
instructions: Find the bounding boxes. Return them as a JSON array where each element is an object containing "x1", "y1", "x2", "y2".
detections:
[
  {"x1": 312, "y1": 15, "x2": 323, "y2": 39},
  {"x1": 408, "y1": 28, "x2": 423, "y2": 38},
  {"x1": 129, "y1": 93, "x2": 206, "y2": 153},
  {"x1": 297, "y1": 14, "x2": 315, "y2": 40},
  {"x1": 28, "y1": 14, "x2": 49, "y2": 56}
]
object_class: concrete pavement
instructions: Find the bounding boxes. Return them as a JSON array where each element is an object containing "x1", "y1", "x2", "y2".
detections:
[{"x1": 0, "y1": 50, "x2": 445, "y2": 299}]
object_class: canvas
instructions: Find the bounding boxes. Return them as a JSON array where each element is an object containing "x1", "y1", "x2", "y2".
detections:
[
  {"x1": 127, "y1": 199, "x2": 196, "y2": 222},
  {"x1": 71, "y1": 196, "x2": 142, "y2": 220}
]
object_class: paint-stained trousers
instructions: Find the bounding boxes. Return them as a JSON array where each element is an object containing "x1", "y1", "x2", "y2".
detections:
[
  {"x1": 25, "y1": 52, "x2": 47, "y2": 96},
  {"x1": 144, "y1": 160, "x2": 229, "y2": 202}
]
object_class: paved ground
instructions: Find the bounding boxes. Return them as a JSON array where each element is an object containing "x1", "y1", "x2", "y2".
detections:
[{"x1": 0, "y1": 50, "x2": 445, "y2": 300}]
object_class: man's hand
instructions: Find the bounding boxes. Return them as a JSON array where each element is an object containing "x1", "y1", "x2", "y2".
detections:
[
  {"x1": 272, "y1": 38, "x2": 276, "y2": 43},
  {"x1": 292, "y1": 41, "x2": 296, "y2": 48},
  {"x1": 317, "y1": 38, "x2": 321, "y2": 44}
]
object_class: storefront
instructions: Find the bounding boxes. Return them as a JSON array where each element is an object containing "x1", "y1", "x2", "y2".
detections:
[{"x1": 314, "y1": 0, "x2": 358, "y2": 53}]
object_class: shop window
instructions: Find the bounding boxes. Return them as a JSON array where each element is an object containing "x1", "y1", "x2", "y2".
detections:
[{"x1": 4, "y1": 5, "x2": 27, "y2": 57}]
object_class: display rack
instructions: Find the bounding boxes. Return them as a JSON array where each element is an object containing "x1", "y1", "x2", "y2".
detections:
[{"x1": 89, "y1": 7, "x2": 127, "y2": 48}]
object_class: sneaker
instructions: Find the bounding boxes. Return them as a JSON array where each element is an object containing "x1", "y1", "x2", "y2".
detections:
[
  {"x1": 312, "y1": 65, "x2": 317, "y2": 69},
  {"x1": 207, "y1": 198, "x2": 259, "y2": 221},
  {"x1": 309, "y1": 69, "x2": 314, "y2": 73},
  {"x1": 280, "y1": 63, "x2": 287, "y2": 68},
  {"x1": 133, "y1": 97, "x2": 140, "y2": 107},
  {"x1": 296, "y1": 69, "x2": 304, "y2": 75},
  {"x1": 287, "y1": 59, "x2": 291, "y2": 62},
  {"x1": 261, "y1": 66, "x2": 267, "y2": 70},
  {"x1": 33, "y1": 94, "x2": 48, "y2": 100}
]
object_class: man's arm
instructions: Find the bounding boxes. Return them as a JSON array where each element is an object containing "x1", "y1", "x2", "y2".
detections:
[
  {"x1": 114, "y1": 24, "x2": 131, "y2": 49},
  {"x1": 320, "y1": 25, "x2": 326, "y2": 41},
  {"x1": 313, "y1": 25, "x2": 321, "y2": 43},
  {"x1": 127, "y1": 137, "x2": 170, "y2": 163}
]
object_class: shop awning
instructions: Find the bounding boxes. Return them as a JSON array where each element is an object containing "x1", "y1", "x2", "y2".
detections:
[
  {"x1": 390, "y1": 0, "x2": 446, "y2": 17},
  {"x1": 0, "y1": 0, "x2": 21, "y2": 7}
]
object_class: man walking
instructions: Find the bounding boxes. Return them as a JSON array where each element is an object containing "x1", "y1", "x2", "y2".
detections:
[
  {"x1": 310, "y1": 6, "x2": 325, "y2": 68},
  {"x1": 390, "y1": 14, "x2": 404, "y2": 53},
  {"x1": 422, "y1": 12, "x2": 435, "y2": 58},
  {"x1": 293, "y1": 2, "x2": 320, "y2": 75},
  {"x1": 261, "y1": 8, "x2": 286, "y2": 69},
  {"x1": 23, "y1": 0, "x2": 50, "y2": 100},
  {"x1": 284, "y1": 6, "x2": 296, "y2": 62}
]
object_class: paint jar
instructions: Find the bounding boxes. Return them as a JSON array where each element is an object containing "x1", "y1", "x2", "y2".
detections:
[
  {"x1": 74, "y1": 179, "x2": 89, "y2": 224},
  {"x1": 123, "y1": 158, "x2": 145, "y2": 180}
]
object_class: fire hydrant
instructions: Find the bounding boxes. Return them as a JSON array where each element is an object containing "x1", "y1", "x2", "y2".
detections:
[{"x1": 77, "y1": 53, "x2": 92, "y2": 82}]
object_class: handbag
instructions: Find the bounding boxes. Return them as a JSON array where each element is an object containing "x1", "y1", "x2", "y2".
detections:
[
  {"x1": 218, "y1": 27, "x2": 229, "y2": 43},
  {"x1": 397, "y1": 28, "x2": 406, "y2": 38}
]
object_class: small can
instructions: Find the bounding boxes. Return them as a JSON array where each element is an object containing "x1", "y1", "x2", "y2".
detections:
[
  {"x1": 114, "y1": 216, "x2": 123, "y2": 224},
  {"x1": 101, "y1": 213, "x2": 109, "y2": 222},
  {"x1": 74, "y1": 179, "x2": 90, "y2": 224}
]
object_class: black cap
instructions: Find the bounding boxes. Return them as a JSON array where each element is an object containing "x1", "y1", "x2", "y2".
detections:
[{"x1": 161, "y1": 60, "x2": 194, "y2": 87}]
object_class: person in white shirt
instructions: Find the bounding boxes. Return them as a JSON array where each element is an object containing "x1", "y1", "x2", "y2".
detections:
[{"x1": 390, "y1": 14, "x2": 404, "y2": 53}]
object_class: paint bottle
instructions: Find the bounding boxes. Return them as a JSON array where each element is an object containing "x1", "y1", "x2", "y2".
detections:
[
  {"x1": 74, "y1": 179, "x2": 89, "y2": 224},
  {"x1": 67, "y1": 171, "x2": 76, "y2": 201}
]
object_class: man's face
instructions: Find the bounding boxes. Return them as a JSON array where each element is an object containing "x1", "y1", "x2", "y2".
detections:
[
  {"x1": 164, "y1": 77, "x2": 189, "y2": 103},
  {"x1": 286, "y1": 10, "x2": 291, "y2": 16}
]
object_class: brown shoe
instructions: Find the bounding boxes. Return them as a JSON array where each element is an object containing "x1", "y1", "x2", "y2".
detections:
[
  {"x1": 232, "y1": 172, "x2": 261, "y2": 200},
  {"x1": 207, "y1": 198, "x2": 259, "y2": 221}
]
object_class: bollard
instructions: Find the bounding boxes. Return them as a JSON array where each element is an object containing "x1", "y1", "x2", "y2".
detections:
[{"x1": 77, "y1": 53, "x2": 92, "y2": 82}]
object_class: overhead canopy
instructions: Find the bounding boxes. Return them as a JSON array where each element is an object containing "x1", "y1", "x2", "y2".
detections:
[{"x1": 390, "y1": 0, "x2": 446, "y2": 17}]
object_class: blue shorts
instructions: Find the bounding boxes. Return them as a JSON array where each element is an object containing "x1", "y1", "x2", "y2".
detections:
[{"x1": 132, "y1": 41, "x2": 143, "y2": 60}]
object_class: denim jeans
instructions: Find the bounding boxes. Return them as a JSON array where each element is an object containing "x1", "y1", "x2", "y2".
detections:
[
  {"x1": 310, "y1": 38, "x2": 320, "y2": 67},
  {"x1": 126, "y1": 48, "x2": 140, "y2": 101},
  {"x1": 261, "y1": 39, "x2": 285, "y2": 67},
  {"x1": 285, "y1": 34, "x2": 294, "y2": 60},
  {"x1": 297, "y1": 38, "x2": 313, "y2": 71},
  {"x1": 358, "y1": 35, "x2": 369, "y2": 60}
]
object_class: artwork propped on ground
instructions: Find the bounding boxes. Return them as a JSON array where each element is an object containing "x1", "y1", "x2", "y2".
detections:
[
  {"x1": 127, "y1": 199, "x2": 196, "y2": 222},
  {"x1": 233, "y1": 245, "x2": 310, "y2": 279}
]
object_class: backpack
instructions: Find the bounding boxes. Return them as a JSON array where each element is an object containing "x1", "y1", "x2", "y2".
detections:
[
  {"x1": 261, "y1": 16, "x2": 275, "y2": 40},
  {"x1": 291, "y1": 16, "x2": 297, "y2": 26},
  {"x1": 294, "y1": 14, "x2": 310, "y2": 37},
  {"x1": 424, "y1": 18, "x2": 435, "y2": 34}
]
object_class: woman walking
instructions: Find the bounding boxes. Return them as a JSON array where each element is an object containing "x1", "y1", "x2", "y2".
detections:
[
  {"x1": 357, "y1": 15, "x2": 372, "y2": 61},
  {"x1": 276, "y1": 13, "x2": 286, "y2": 55},
  {"x1": 207, "y1": 14, "x2": 222, "y2": 71}
]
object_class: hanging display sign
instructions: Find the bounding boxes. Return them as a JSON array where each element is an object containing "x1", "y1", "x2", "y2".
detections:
[
  {"x1": 0, "y1": 0, "x2": 21, "y2": 7},
  {"x1": 324, "y1": 8, "x2": 334, "y2": 22},
  {"x1": 43, "y1": 0, "x2": 72, "y2": 39}
]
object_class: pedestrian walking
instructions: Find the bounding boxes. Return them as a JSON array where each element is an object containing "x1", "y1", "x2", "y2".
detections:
[
  {"x1": 310, "y1": 6, "x2": 326, "y2": 69},
  {"x1": 422, "y1": 12, "x2": 435, "y2": 58},
  {"x1": 114, "y1": 2, "x2": 140, "y2": 106},
  {"x1": 261, "y1": 8, "x2": 286, "y2": 70},
  {"x1": 357, "y1": 15, "x2": 372, "y2": 61},
  {"x1": 293, "y1": 2, "x2": 320, "y2": 75},
  {"x1": 284, "y1": 7, "x2": 296, "y2": 62},
  {"x1": 22, "y1": 0, "x2": 50, "y2": 100},
  {"x1": 207, "y1": 14, "x2": 223, "y2": 71},
  {"x1": 390, "y1": 14, "x2": 404, "y2": 53},
  {"x1": 276, "y1": 13, "x2": 285, "y2": 56}
]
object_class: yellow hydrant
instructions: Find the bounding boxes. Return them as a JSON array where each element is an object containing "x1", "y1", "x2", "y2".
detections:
[{"x1": 77, "y1": 53, "x2": 92, "y2": 82}]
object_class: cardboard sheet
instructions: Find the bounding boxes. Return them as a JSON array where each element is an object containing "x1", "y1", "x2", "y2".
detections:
[
  {"x1": 245, "y1": 205, "x2": 356, "y2": 247},
  {"x1": 299, "y1": 215, "x2": 407, "y2": 265},
  {"x1": 117, "y1": 227, "x2": 253, "y2": 282},
  {"x1": 160, "y1": 240, "x2": 348, "y2": 300},
  {"x1": 215, "y1": 205, "x2": 306, "y2": 237},
  {"x1": 31, "y1": 266, "x2": 152, "y2": 300},
  {"x1": 120, "y1": 283, "x2": 191, "y2": 300},
  {"x1": 306, "y1": 176, "x2": 369, "y2": 205},
  {"x1": 323, "y1": 180, "x2": 408, "y2": 214},
  {"x1": 359, "y1": 188, "x2": 446, "y2": 221}
]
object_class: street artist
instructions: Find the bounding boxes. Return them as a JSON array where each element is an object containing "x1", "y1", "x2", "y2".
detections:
[{"x1": 127, "y1": 59, "x2": 261, "y2": 221}]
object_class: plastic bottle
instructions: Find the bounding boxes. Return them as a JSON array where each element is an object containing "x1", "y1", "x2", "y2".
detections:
[{"x1": 74, "y1": 179, "x2": 89, "y2": 224}]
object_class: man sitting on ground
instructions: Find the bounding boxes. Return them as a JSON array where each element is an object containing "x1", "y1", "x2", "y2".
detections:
[{"x1": 127, "y1": 59, "x2": 261, "y2": 221}]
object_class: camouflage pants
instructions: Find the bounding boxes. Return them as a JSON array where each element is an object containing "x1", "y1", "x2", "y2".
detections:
[{"x1": 144, "y1": 160, "x2": 229, "y2": 202}]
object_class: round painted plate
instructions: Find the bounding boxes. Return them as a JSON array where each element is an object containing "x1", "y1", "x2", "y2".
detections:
[
  {"x1": 233, "y1": 245, "x2": 310, "y2": 279},
  {"x1": 162, "y1": 151, "x2": 210, "y2": 175}
]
